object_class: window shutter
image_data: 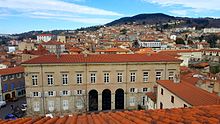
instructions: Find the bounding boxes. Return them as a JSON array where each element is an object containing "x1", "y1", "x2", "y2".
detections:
[
  {"x1": 38, "y1": 92, "x2": 41, "y2": 97},
  {"x1": 60, "y1": 91, "x2": 63, "y2": 96},
  {"x1": 135, "y1": 88, "x2": 138, "y2": 93},
  {"x1": 82, "y1": 90, "x2": 85, "y2": 95},
  {"x1": 30, "y1": 92, "x2": 33, "y2": 97},
  {"x1": 68, "y1": 91, "x2": 71, "y2": 96},
  {"x1": 44, "y1": 92, "x2": 48, "y2": 97},
  {"x1": 53, "y1": 91, "x2": 56, "y2": 96}
]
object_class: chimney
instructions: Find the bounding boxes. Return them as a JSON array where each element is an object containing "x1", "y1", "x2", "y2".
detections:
[
  {"x1": 153, "y1": 85, "x2": 157, "y2": 93},
  {"x1": 174, "y1": 74, "x2": 180, "y2": 83},
  {"x1": 56, "y1": 44, "x2": 61, "y2": 59},
  {"x1": 84, "y1": 53, "x2": 88, "y2": 58}
]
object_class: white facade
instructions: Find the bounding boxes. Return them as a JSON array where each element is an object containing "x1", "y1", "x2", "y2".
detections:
[
  {"x1": 156, "y1": 84, "x2": 191, "y2": 109},
  {"x1": 146, "y1": 95, "x2": 156, "y2": 109},
  {"x1": 179, "y1": 51, "x2": 202, "y2": 67},
  {"x1": 37, "y1": 35, "x2": 52, "y2": 42},
  {"x1": 0, "y1": 64, "x2": 7, "y2": 69},
  {"x1": 140, "y1": 40, "x2": 161, "y2": 48},
  {"x1": 204, "y1": 28, "x2": 220, "y2": 33}
]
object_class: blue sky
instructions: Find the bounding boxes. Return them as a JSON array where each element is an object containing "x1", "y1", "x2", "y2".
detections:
[{"x1": 0, "y1": 0, "x2": 220, "y2": 34}]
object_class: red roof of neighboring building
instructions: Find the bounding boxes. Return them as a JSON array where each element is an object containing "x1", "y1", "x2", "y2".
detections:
[
  {"x1": 23, "y1": 45, "x2": 49, "y2": 55},
  {"x1": 22, "y1": 53, "x2": 181, "y2": 64},
  {"x1": 157, "y1": 80, "x2": 220, "y2": 106},
  {"x1": 41, "y1": 40, "x2": 64, "y2": 45},
  {"x1": 0, "y1": 66, "x2": 24, "y2": 75},
  {"x1": 0, "y1": 105, "x2": 219, "y2": 124},
  {"x1": 96, "y1": 47, "x2": 130, "y2": 52},
  {"x1": 146, "y1": 92, "x2": 157, "y2": 102},
  {"x1": 69, "y1": 47, "x2": 82, "y2": 52}
]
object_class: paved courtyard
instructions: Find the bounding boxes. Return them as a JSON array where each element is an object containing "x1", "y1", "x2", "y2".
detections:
[{"x1": 0, "y1": 97, "x2": 26, "y2": 119}]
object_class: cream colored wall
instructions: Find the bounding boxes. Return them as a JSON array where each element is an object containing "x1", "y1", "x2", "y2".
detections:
[
  {"x1": 156, "y1": 84, "x2": 191, "y2": 109},
  {"x1": 24, "y1": 61, "x2": 180, "y2": 116},
  {"x1": 146, "y1": 97, "x2": 156, "y2": 110}
]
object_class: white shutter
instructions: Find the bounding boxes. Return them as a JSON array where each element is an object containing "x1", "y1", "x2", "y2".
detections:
[
  {"x1": 135, "y1": 88, "x2": 138, "y2": 93},
  {"x1": 38, "y1": 92, "x2": 41, "y2": 97},
  {"x1": 67, "y1": 91, "x2": 71, "y2": 96},
  {"x1": 53, "y1": 91, "x2": 56, "y2": 96},
  {"x1": 74, "y1": 90, "x2": 77, "y2": 95},
  {"x1": 60, "y1": 91, "x2": 63, "y2": 96},
  {"x1": 30, "y1": 92, "x2": 33, "y2": 97},
  {"x1": 82, "y1": 90, "x2": 85, "y2": 95},
  {"x1": 44, "y1": 92, "x2": 48, "y2": 97}
]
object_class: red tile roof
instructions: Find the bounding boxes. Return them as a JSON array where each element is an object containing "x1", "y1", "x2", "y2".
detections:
[
  {"x1": 41, "y1": 40, "x2": 64, "y2": 45},
  {"x1": 146, "y1": 92, "x2": 157, "y2": 102},
  {"x1": 157, "y1": 80, "x2": 220, "y2": 106},
  {"x1": 96, "y1": 47, "x2": 130, "y2": 52},
  {"x1": 0, "y1": 66, "x2": 24, "y2": 75},
  {"x1": 0, "y1": 105, "x2": 220, "y2": 124},
  {"x1": 22, "y1": 53, "x2": 181, "y2": 64}
]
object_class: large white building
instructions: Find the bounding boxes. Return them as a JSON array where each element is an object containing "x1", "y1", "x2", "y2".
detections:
[
  {"x1": 37, "y1": 34, "x2": 53, "y2": 42},
  {"x1": 203, "y1": 28, "x2": 220, "y2": 33},
  {"x1": 139, "y1": 40, "x2": 161, "y2": 48}
]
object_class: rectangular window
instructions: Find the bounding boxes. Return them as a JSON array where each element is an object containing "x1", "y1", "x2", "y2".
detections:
[
  {"x1": 90, "y1": 73, "x2": 96, "y2": 83},
  {"x1": 48, "y1": 91, "x2": 54, "y2": 96},
  {"x1": 10, "y1": 75, "x2": 14, "y2": 80},
  {"x1": 143, "y1": 88, "x2": 148, "y2": 92},
  {"x1": 62, "y1": 90, "x2": 68, "y2": 96},
  {"x1": 2, "y1": 76, "x2": 8, "y2": 81},
  {"x1": 3, "y1": 84, "x2": 8, "y2": 92},
  {"x1": 129, "y1": 97, "x2": 136, "y2": 106},
  {"x1": 11, "y1": 83, "x2": 14, "y2": 90},
  {"x1": 104, "y1": 73, "x2": 110, "y2": 83},
  {"x1": 32, "y1": 75, "x2": 38, "y2": 86},
  {"x1": 117, "y1": 72, "x2": 123, "y2": 83},
  {"x1": 156, "y1": 72, "x2": 162, "y2": 80},
  {"x1": 76, "y1": 99, "x2": 83, "y2": 109},
  {"x1": 33, "y1": 102, "x2": 40, "y2": 112},
  {"x1": 47, "y1": 75, "x2": 53, "y2": 85},
  {"x1": 17, "y1": 73, "x2": 21, "y2": 78},
  {"x1": 161, "y1": 88, "x2": 163, "y2": 95},
  {"x1": 160, "y1": 102, "x2": 163, "y2": 109},
  {"x1": 171, "y1": 96, "x2": 174, "y2": 103},
  {"x1": 142, "y1": 96, "x2": 145, "y2": 106},
  {"x1": 77, "y1": 90, "x2": 82, "y2": 95},
  {"x1": 48, "y1": 101, "x2": 54, "y2": 112},
  {"x1": 63, "y1": 100, "x2": 69, "y2": 110},
  {"x1": 130, "y1": 88, "x2": 135, "y2": 93},
  {"x1": 76, "y1": 73, "x2": 82, "y2": 84},
  {"x1": 143, "y1": 72, "x2": 149, "y2": 82},
  {"x1": 130, "y1": 72, "x2": 136, "y2": 82},
  {"x1": 169, "y1": 72, "x2": 174, "y2": 80},
  {"x1": 33, "y1": 92, "x2": 39, "y2": 97},
  {"x1": 62, "y1": 74, "x2": 68, "y2": 85}
]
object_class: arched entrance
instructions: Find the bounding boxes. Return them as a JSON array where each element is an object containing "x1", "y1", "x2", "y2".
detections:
[
  {"x1": 89, "y1": 90, "x2": 98, "y2": 111},
  {"x1": 102, "y1": 89, "x2": 111, "y2": 110},
  {"x1": 5, "y1": 93, "x2": 11, "y2": 101},
  {"x1": 12, "y1": 91, "x2": 16, "y2": 98},
  {"x1": 115, "y1": 89, "x2": 124, "y2": 109}
]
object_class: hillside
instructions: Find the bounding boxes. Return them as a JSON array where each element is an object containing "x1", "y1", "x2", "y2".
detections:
[{"x1": 106, "y1": 13, "x2": 220, "y2": 29}]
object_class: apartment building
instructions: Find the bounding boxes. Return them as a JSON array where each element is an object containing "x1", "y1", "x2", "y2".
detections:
[
  {"x1": 22, "y1": 53, "x2": 181, "y2": 116},
  {"x1": 0, "y1": 67, "x2": 25, "y2": 101}
]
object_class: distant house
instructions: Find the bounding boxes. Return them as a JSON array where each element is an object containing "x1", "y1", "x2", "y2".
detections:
[
  {"x1": 42, "y1": 40, "x2": 65, "y2": 54},
  {"x1": 95, "y1": 47, "x2": 130, "y2": 54},
  {"x1": 0, "y1": 66, "x2": 25, "y2": 101},
  {"x1": 37, "y1": 34, "x2": 53, "y2": 42},
  {"x1": 156, "y1": 79, "x2": 220, "y2": 109},
  {"x1": 139, "y1": 40, "x2": 161, "y2": 48}
]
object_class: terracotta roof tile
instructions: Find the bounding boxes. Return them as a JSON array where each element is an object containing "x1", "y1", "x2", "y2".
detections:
[
  {"x1": 41, "y1": 40, "x2": 64, "y2": 45},
  {"x1": 0, "y1": 66, "x2": 24, "y2": 75},
  {"x1": 2, "y1": 106, "x2": 217, "y2": 124},
  {"x1": 157, "y1": 80, "x2": 220, "y2": 106},
  {"x1": 22, "y1": 54, "x2": 181, "y2": 64}
]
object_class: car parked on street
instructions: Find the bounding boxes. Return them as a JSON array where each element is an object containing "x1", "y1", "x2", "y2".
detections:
[
  {"x1": 0, "y1": 101, "x2": 6, "y2": 108},
  {"x1": 21, "y1": 104, "x2": 27, "y2": 112}
]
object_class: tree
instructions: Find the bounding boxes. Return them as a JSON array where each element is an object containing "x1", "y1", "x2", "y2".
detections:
[
  {"x1": 205, "y1": 34, "x2": 219, "y2": 48},
  {"x1": 175, "y1": 38, "x2": 185, "y2": 45}
]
